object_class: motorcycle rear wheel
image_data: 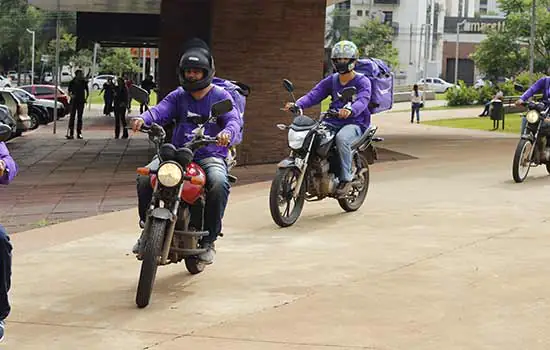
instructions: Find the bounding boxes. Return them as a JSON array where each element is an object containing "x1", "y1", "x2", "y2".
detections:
[
  {"x1": 136, "y1": 218, "x2": 166, "y2": 308},
  {"x1": 512, "y1": 139, "x2": 533, "y2": 183},
  {"x1": 338, "y1": 156, "x2": 369, "y2": 212},
  {"x1": 269, "y1": 167, "x2": 305, "y2": 227}
]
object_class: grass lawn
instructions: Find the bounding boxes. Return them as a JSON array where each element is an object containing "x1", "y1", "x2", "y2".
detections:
[
  {"x1": 423, "y1": 113, "x2": 522, "y2": 134},
  {"x1": 435, "y1": 93, "x2": 447, "y2": 100},
  {"x1": 88, "y1": 89, "x2": 158, "y2": 106}
]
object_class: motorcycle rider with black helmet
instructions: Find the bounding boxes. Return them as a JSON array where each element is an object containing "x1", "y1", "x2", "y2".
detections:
[
  {"x1": 131, "y1": 38, "x2": 242, "y2": 264},
  {"x1": 284, "y1": 40, "x2": 372, "y2": 196}
]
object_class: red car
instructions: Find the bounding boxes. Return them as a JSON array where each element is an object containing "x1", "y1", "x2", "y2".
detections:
[{"x1": 19, "y1": 84, "x2": 70, "y2": 116}]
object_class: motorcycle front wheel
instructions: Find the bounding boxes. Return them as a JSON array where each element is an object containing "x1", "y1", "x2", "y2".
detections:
[
  {"x1": 338, "y1": 155, "x2": 369, "y2": 212},
  {"x1": 512, "y1": 139, "x2": 533, "y2": 183},
  {"x1": 269, "y1": 167, "x2": 305, "y2": 227},
  {"x1": 136, "y1": 218, "x2": 166, "y2": 308}
]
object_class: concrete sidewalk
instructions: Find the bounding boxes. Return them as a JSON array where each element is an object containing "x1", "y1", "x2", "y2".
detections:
[{"x1": 5, "y1": 132, "x2": 550, "y2": 349}]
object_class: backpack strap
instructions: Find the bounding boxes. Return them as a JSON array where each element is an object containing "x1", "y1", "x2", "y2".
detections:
[{"x1": 331, "y1": 73, "x2": 339, "y2": 101}]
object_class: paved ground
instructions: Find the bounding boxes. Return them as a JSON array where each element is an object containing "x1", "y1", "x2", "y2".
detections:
[
  {"x1": 4, "y1": 103, "x2": 550, "y2": 349},
  {"x1": 0, "y1": 107, "x2": 417, "y2": 233}
]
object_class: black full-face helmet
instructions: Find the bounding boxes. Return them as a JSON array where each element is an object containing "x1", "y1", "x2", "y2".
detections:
[
  {"x1": 331, "y1": 40, "x2": 359, "y2": 74},
  {"x1": 178, "y1": 39, "x2": 215, "y2": 92}
]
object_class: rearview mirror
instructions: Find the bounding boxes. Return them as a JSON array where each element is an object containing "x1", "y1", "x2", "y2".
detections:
[
  {"x1": 129, "y1": 84, "x2": 150, "y2": 105},
  {"x1": 339, "y1": 87, "x2": 357, "y2": 102},
  {"x1": 283, "y1": 79, "x2": 294, "y2": 93},
  {"x1": 0, "y1": 124, "x2": 12, "y2": 142},
  {"x1": 211, "y1": 99, "x2": 233, "y2": 118}
]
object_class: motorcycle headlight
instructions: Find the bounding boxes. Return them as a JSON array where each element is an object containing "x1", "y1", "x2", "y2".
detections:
[
  {"x1": 288, "y1": 129, "x2": 308, "y2": 150},
  {"x1": 157, "y1": 162, "x2": 183, "y2": 187},
  {"x1": 526, "y1": 110, "x2": 540, "y2": 124}
]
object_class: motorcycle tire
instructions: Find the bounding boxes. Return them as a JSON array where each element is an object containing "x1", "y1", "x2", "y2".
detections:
[
  {"x1": 512, "y1": 139, "x2": 533, "y2": 183},
  {"x1": 135, "y1": 218, "x2": 166, "y2": 308},
  {"x1": 185, "y1": 257, "x2": 205, "y2": 275},
  {"x1": 269, "y1": 167, "x2": 305, "y2": 227},
  {"x1": 338, "y1": 156, "x2": 370, "y2": 212}
]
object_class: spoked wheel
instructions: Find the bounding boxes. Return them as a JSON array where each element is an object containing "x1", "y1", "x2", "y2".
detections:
[
  {"x1": 338, "y1": 155, "x2": 370, "y2": 212},
  {"x1": 512, "y1": 139, "x2": 533, "y2": 183},
  {"x1": 135, "y1": 218, "x2": 165, "y2": 308},
  {"x1": 269, "y1": 167, "x2": 305, "y2": 227},
  {"x1": 29, "y1": 112, "x2": 40, "y2": 130}
]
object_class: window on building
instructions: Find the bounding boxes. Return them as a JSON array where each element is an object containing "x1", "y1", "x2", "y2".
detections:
[
  {"x1": 382, "y1": 11, "x2": 393, "y2": 24},
  {"x1": 357, "y1": 10, "x2": 363, "y2": 16}
]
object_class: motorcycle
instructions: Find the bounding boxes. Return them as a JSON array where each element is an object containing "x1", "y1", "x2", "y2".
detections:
[
  {"x1": 269, "y1": 79, "x2": 383, "y2": 228},
  {"x1": 512, "y1": 99, "x2": 550, "y2": 183},
  {"x1": 130, "y1": 86, "x2": 237, "y2": 308}
]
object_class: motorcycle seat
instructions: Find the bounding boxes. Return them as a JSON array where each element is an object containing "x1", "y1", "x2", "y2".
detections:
[{"x1": 351, "y1": 125, "x2": 378, "y2": 150}]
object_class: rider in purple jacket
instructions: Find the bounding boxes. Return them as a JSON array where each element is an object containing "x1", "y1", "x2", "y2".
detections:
[
  {"x1": 284, "y1": 40, "x2": 372, "y2": 196},
  {"x1": 0, "y1": 141, "x2": 17, "y2": 341},
  {"x1": 131, "y1": 38, "x2": 241, "y2": 264}
]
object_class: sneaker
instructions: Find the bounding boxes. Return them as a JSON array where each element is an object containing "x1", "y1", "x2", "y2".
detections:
[
  {"x1": 0, "y1": 319, "x2": 5, "y2": 342},
  {"x1": 77, "y1": 133, "x2": 83, "y2": 139},
  {"x1": 335, "y1": 181, "x2": 352, "y2": 197},
  {"x1": 198, "y1": 242, "x2": 216, "y2": 265},
  {"x1": 132, "y1": 238, "x2": 142, "y2": 255}
]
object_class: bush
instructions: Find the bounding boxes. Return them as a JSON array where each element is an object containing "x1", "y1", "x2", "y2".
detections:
[
  {"x1": 497, "y1": 80, "x2": 516, "y2": 97},
  {"x1": 514, "y1": 71, "x2": 545, "y2": 89},
  {"x1": 477, "y1": 84, "x2": 494, "y2": 104},
  {"x1": 445, "y1": 81, "x2": 478, "y2": 106}
]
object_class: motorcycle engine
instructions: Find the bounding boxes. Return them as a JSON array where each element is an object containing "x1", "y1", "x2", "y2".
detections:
[{"x1": 310, "y1": 159, "x2": 338, "y2": 196}]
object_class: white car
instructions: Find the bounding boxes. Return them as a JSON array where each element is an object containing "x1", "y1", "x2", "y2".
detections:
[
  {"x1": 43, "y1": 71, "x2": 73, "y2": 84},
  {"x1": 0, "y1": 75, "x2": 12, "y2": 88},
  {"x1": 417, "y1": 77, "x2": 458, "y2": 93},
  {"x1": 89, "y1": 74, "x2": 116, "y2": 90}
]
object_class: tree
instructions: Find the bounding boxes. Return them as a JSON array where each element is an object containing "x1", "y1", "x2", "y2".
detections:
[
  {"x1": 0, "y1": 2, "x2": 44, "y2": 71},
  {"x1": 351, "y1": 18, "x2": 399, "y2": 69},
  {"x1": 472, "y1": 0, "x2": 550, "y2": 79},
  {"x1": 99, "y1": 48, "x2": 140, "y2": 76}
]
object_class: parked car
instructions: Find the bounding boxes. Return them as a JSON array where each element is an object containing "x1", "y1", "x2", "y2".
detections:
[
  {"x1": 0, "y1": 75, "x2": 12, "y2": 88},
  {"x1": 19, "y1": 84, "x2": 70, "y2": 115},
  {"x1": 0, "y1": 105, "x2": 17, "y2": 138},
  {"x1": 8, "y1": 88, "x2": 64, "y2": 123},
  {"x1": 6, "y1": 88, "x2": 52, "y2": 127},
  {"x1": 416, "y1": 77, "x2": 459, "y2": 93},
  {"x1": 89, "y1": 74, "x2": 116, "y2": 90},
  {"x1": 43, "y1": 71, "x2": 73, "y2": 84},
  {"x1": 0, "y1": 89, "x2": 31, "y2": 135}
]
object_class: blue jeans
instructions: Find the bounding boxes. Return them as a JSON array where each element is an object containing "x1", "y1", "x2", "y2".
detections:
[
  {"x1": 0, "y1": 225, "x2": 11, "y2": 320},
  {"x1": 137, "y1": 157, "x2": 230, "y2": 243},
  {"x1": 411, "y1": 103, "x2": 421, "y2": 122},
  {"x1": 333, "y1": 124, "x2": 362, "y2": 183}
]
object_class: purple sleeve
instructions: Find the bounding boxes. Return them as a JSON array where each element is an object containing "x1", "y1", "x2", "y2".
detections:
[
  {"x1": 220, "y1": 104, "x2": 242, "y2": 146},
  {"x1": 140, "y1": 89, "x2": 181, "y2": 126},
  {"x1": 0, "y1": 142, "x2": 17, "y2": 185},
  {"x1": 350, "y1": 76, "x2": 372, "y2": 116},
  {"x1": 296, "y1": 77, "x2": 332, "y2": 110},
  {"x1": 520, "y1": 77, "x2": 547, "y2": 101}
]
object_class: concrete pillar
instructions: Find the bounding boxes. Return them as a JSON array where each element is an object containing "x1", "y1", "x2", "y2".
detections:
[{"x1": 159, "y1": 0, "x2": 212, "y2": 98}]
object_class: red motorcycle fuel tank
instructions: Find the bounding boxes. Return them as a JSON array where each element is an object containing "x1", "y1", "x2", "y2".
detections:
[{"x1": 181, "y1": 162, "x2": 206, "y2": 204}]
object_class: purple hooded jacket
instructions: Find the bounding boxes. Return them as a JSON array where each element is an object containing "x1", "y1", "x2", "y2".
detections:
[
  {"x1": 140, "y1": 85, "x2": 242, "y2": 161},
  {"x1": 520, "y1": 77, "x2": 550, "y2": 101},
  {"x1": 0, "y1": 142, "x2": 17, "y2": 185},
  {"x1": 296, "y1": 73, "x2": 372, "y2": 131}
]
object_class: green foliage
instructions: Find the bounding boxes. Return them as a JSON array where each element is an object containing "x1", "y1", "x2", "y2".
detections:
[
  {"x1": 99, "y1": 48, "x2": 140, "y2": 76},
  {"x1": 497, "y1": 79, "x2": 517, "y2": 96},
  {"x1": 514, "y1": 71, "x2": 546, "y2": 87},
  {"x1": 445, "y1": 81, "x2": 479, "y2": 106},
  {"x1": 351, "y1": 18, "x2": 399, "y2": 69},
  {"x1": 473, "y1": 0, "x2": 550, "y2": 78},
  {"x1": 477, "y1": 84, "x2": 495, "y2": 103}
]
